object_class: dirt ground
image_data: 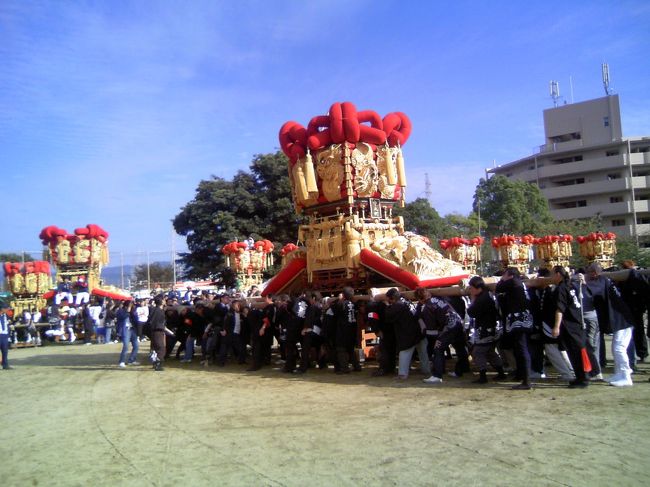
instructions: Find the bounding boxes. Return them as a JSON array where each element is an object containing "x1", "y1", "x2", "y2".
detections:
[{"x1": 1, "y1": 341, "x2": 649, "y2": 487}]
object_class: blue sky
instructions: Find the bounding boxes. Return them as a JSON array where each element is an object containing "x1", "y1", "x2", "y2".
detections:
[{"x1": 2, "y1": 0, "x2": 649, "y2": 258}]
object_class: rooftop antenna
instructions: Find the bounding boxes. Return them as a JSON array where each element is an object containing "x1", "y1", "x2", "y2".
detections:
[
  {"x1": 602, "y1": 63, "x2": 612, "y2": 95},
  {"x1": 549, "y1": 80, "x2": 560, "y2": 107},
  {"x1": 424, "y1": 172, "x2": 432, "y2": 201}
]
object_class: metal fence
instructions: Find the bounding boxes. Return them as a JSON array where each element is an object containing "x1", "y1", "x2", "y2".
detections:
[{"x1": 1, "y1": 249, "x2": 184, "y2": 292}]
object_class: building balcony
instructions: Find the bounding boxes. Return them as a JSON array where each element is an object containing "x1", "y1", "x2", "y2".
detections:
[
  {"x1": 632, "y1": 175, "x2": 650, "y2": 190},
  {"x1": 632, "y1": 200, "x2": 650, "y2": 213},
  {"x1": 551, "y1": 201, "x2": 629, "y2": 220},
  {"x1": 536, "y1": 154, "x2": 626, "y2": 179},
  {"x1": 538, "y1": 139, "x2": 585, "y2": 153},
  {"x1": 543, "y1": 178, "x2": 629, "y2": 200}
]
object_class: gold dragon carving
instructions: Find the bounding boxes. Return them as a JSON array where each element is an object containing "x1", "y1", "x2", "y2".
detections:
[
  {"x1": 351, "y1": 143, "x2": 378, "y2": 197},
  {"x1": 316, "y1": 144, "x2": 345, "y2": 202},
  {"x1": 371, "y1": 233, "x2": 464, "y2": 278},
  {"x1": 376, "y1": 146, "x2": 397, "y2": 199}
]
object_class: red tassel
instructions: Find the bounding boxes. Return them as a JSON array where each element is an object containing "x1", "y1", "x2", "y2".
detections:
[{"x1": 581, "y1": 348, "x2": 592, "y2": 373}]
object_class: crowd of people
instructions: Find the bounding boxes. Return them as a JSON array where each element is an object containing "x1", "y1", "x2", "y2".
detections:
[{"x1": 2, "y1": 261, "x2": 648, "y2": 390}]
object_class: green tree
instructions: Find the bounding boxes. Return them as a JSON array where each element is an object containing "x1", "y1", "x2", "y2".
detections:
[
  {"x1": 394, "y1": 198, "x2": 448, "y2": 241},
  {"x1": 133, "y1": 262, "x2": 174, "y2": 289},
  {"x1": 614, "y1": 236, "x2": 650, "y2": 268},
  {"x1": 473, "y1": 176, "x2": 553, "y2": 236},
  {"x1": 173, "y1": 152, "x2": 299, "y2": 279},
  {"x1": 441, "y1": 212, "x2": 485, "y2": 238},
  {"x1": 0, "y1": 253, "x2": 35, "y2": 264}
]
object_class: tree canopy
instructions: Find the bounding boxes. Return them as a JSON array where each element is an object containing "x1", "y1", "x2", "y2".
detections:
[
  {"x1": 0, "y1": 253, "x2": 35, "y2": 264},
  {"x1": 394, "y1": 197, "x2": 447, "y2": 241},
  {"x1": 173, "y1": 152, "x2": 299, "y2": 279},
  {"x1": 473, "y1": 175, "x2": 553, "y2": 236}
]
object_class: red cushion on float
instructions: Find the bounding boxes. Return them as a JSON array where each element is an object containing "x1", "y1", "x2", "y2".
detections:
[
  {"x1": 308, "y1": 131, "x2": 333, "y2": 151},
  {"x1": 383, "y1": 112, "x2": 412, "y2": 146},
  {"x1": 261, "y1": 258, "x2": 306, "y2": 296},
  {"x1": 289, "y1": 144, "x2": 306, "y2": 162},
  {"x1": 358, "y1": 110, "x2": 383, "y2": 130},
  {"x1": 419, "y1": 275, "x2": 469, "y2": 288},
  {"x1": 382, "y1": 113, "x2": 400, "y2": 136},
  {"x1": 280, "y1": 121, "x2": 307, "y2": 159},
  {"x1": 341, "y1": 102, "x2": 360, "y2": 143},
  {"x1": 307, "y1": 115, "x2": 330, "y2": 136},
  {"x1": 360, "y1": 249, "x2": 420, "y2": 289},
  {"x1": 92, "y1": 288, "x2": 132, "y2": 301},
  {"x1": 359, "y1": 125, "x2": 386, "y2": 145},
  {"x1": 360, "y1": 249, "x2": 468, "y2": 290},
  {"x1": 329, "y1": 102, "x2": 345, "y2": 143}
]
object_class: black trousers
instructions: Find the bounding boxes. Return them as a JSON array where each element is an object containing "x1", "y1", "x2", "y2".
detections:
[
  {"x1": 632, "y1": 309, "x2": 647, "y2": 359},
  {"x1": 0, "y1": 335, "x2": 9, "y2": 368},
  {"x1": 379, "y1": 330, "x2": 397, "y2": 373},
  {"x1": 250, "y1": 330, "x2": 264, "y2": 369},
  {"x1": 431, "y1": 326, "x2": 469, "y2": 378},
  {"x1": 136, "y1": 322, "x2": 145, "y2": 340},
  {"x1": 284, "y1": 338, "x2": 299, "y2": 372},
  {"x1": 509, "y1": 328, "x2": 532, "y2": 384},
  {"x1": 218, "y1": 333, "x2": 244, "y2": 365},
  {"x1": 529, "y1": 335, "x2": 545, "y2": 374},
  {"x1": 336, "y1": 325, "x2": 359, "y2": 372},
  {"x1": 560, "y1": 321, "x2": 587, "y2": 383},
  {"x1": 299, "y1": 333, "x2": 324, "y2": 371},
  {"x1": 152, "y1": 330, "x2": 166, "y2": 363}
]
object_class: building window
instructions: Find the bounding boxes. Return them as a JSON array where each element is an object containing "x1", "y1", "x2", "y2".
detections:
[
  {"x1": 610, "y1": 196, "x2": 623, "y2": 203},
  {"x1": 611, "y1": 219, "x2": 626, "y2": 226},
  {"x1": 552, "y1": 155, "x2": 583, "y2": 164},
  {"x1": 637, "y1": 217, "x2": 650, "y2": 225},
  {"x1": 550, "y1": 132, "x2": 582, "y2": 143},
  {"x1": 556, "y1": 177, "x2": 585, "y2": 186},
  {"x1": 606, "y1": 150, "x2": 619, "y2": 157},
  {"x1": 607, "y1": 173, "x2": 621, "y2": 180},
  {"x1": 635, "y1": 194, "x2": 650, "y2": 201},
  {"x1": 633, "y1": 170, "x2": 650, "y2": 177},
  {"x1": 558, "y1": 200, "x2": 587, "y2": 209},
  {"x1": 505, "y1": 172, "x2": 512, "y2": 177},
  {"x1": 631, "y1": 146, "x2": 650, "y2": 153},
  {"x1": 604, "y1": 116, "x2": 610, "y2": 127}
]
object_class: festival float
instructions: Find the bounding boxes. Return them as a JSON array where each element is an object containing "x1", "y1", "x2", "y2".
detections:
[
  {"x1": 491, "y1": 234, "x2": 534, "y2": 274},
  {"x1": 222, "y1": 239, "x2": 274, "y2": 291},
  {"x1": 535, "y1": 235, "x2": 573, "y2": 270},
  {"x1": 263, "y1": 101, "x2": 467, "y2": 296},
  {"x1": 2, "y1": 261, "x2": 52, "y2": 315},
  {"x1": 439, "y1": 237, "x2": 483, "y2": 274},
  {"x1": 577, "y1": 232, "x2": 617, "y2": 268},
  {"x1": 39, "y1": 224, "x2": 131, "y2": 302}
]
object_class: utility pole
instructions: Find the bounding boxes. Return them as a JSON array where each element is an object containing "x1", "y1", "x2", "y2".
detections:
[
  {"x1": 146, "y1": 250, "x2": 151, "y2": 291},
  {"x1": 171, "y1": 225, "x2": 177, "y2": 289}
]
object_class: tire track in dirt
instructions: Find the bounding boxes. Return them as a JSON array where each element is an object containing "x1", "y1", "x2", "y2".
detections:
[
  {"x1": 134, "y1": 371, "x2": 286, "y2": 487},
  {"x1": 89, "y1": 369, "x2": 157, "y2": 486},
  {"x1": 427, "y1": 433, "x2": 572, "y2": 487}
]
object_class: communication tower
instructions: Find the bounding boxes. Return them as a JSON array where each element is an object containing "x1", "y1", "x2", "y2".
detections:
[
  {"x1": 549, "y1": 80, "x2": 560, "y2": 107},
  {"x1": 602, "y1": 63, "x2": 612, "y2": 95}
]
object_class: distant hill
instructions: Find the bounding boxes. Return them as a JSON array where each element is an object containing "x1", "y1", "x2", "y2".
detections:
[{"x1": 100, "y1": 264, "x2": 134, "y2": 287}]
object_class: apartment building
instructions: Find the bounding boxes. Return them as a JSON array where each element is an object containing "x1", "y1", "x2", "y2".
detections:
[{"x1": 487, "y1": 94, "x2": 650, "y2": 245}]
